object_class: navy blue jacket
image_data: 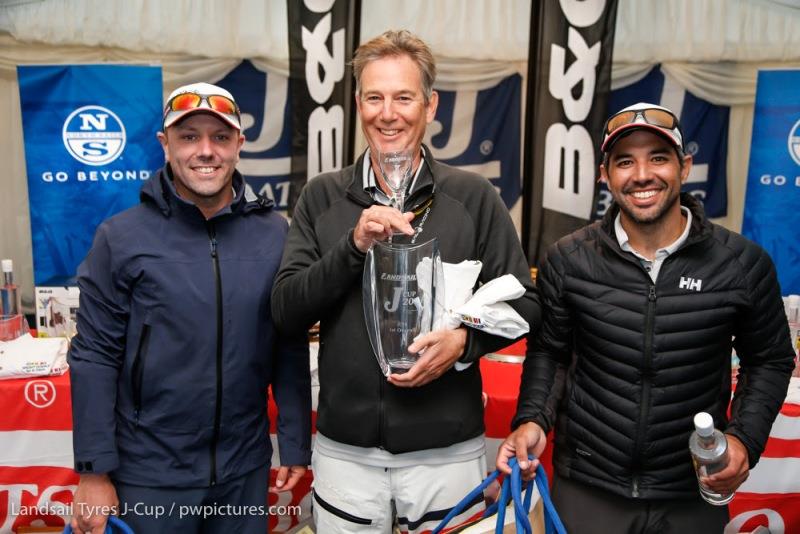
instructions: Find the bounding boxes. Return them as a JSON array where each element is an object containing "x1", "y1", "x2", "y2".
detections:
[{"x1": 69, "y1": 167, "x2": 311, "y2": 487}]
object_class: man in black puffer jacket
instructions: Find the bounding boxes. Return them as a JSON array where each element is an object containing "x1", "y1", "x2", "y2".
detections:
[{"x1": 497, "y1": 102, "x2": 794, "y2": 533}]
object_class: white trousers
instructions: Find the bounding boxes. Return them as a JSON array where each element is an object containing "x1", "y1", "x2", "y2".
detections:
[{"x1": 311, "y1": 450, "x2": 487, "y2": 533}]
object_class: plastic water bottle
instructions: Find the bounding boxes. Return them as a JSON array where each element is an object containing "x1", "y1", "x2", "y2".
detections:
[
  {"x1": 1, "y1": 259, "x2": 21, "y2": 316},
  {"x1": 689, "y1": 412, "x2": 734, "y2": 505}
]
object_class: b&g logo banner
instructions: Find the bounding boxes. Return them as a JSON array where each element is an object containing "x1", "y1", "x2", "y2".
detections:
[{"x1": 286, "y1": 0, "x2": 358, "y2": 213}]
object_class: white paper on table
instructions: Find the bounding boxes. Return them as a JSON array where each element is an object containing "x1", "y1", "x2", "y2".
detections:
[{"x1": 0, "y1": 333, "x2": 69, "y2": 380}]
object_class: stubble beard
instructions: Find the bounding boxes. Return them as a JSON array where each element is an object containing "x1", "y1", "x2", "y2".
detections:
[{"x1": 615, "y1": 184, "x2": 681, "y2": 226}]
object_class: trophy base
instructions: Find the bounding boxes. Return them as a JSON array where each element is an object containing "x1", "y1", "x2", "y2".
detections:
[{"x1": 388, "y1": 358, "x2": 417, "y2": 374}]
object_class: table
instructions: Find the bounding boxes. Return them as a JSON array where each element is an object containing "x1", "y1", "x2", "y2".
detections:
[
  {"x1": 1, "y1": 367, "x2": 799, "y2": 533},
  {"x1": 729, "y1": 394, "x2": 800, "y2": 533},
  {"x1": 0, "y1": 372, "x2": 75, "y2": 533}
]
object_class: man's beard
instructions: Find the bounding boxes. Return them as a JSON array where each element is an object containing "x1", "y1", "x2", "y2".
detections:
[{"x1": 614, "y1": 184, "x2": 680, "y2": 225}]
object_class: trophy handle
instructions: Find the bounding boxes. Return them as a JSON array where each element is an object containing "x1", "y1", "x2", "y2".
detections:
[{"x1": 363, "y1": 245, "x2": 391, "y2": 376}]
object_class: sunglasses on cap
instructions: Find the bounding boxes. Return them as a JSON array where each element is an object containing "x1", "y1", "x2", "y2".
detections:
[
  {"x1": 604, "y1": 107, "x2": 679, "y2": 137},
  {"x1": 163, "y1": 92, "x2": 240, "y2": 119}
]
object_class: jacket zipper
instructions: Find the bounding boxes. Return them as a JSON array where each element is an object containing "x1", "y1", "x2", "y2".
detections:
[
  {"x1": 378, "y1": 374, "x2": 386, "y2": 449},
  {"x1": 632, "y1": 284, "x2": 657, "y2": 497},
  {"x1": 207, "y1": 222, "x2": 224, "y2": 486},
  {"x1": 131, "y1": 324, "x2": 151, "y2": 426}
]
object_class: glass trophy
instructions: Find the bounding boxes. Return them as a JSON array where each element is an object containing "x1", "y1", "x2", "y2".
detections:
[
  {"x1": 363, "y1": 238, "x2": 442, "y2": 376},
  {"x1": 377, "y1": 148, "x2": 413, "y2": 211}
]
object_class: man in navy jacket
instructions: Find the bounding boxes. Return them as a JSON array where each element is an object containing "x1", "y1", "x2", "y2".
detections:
[{"x1": 68, "y1": 82, "x2": 311, "y2": 534}]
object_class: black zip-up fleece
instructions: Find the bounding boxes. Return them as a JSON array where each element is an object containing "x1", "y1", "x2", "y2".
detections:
[
  {"x1": 272, "y1": 147, "x2": 541, "y2": 453},
  {"x1": 513, "y1": 194, "x2": 794, "y2": 499}
]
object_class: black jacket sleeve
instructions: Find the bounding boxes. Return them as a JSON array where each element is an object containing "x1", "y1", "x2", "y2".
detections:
[
  {"x1": 512, "y1": 243, "x2": 573, "y2": 432},
  {"x1": 271, "y1": 183, "x2": 366, "y2": 335},
  {"x1": 727, "y1": 243, "x2": 795, "y2": 468}
]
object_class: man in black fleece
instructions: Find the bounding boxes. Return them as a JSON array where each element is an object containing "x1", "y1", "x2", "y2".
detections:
[{"x1": 272, "y1": 30, "x2": 540, "y2": 533}]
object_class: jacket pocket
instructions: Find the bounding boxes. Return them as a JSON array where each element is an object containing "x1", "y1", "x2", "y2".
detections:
[
  {"x1": 131, "y1": 323, "x2": 152, "y2": 422},
  {"x1": 312, "y1": 489, "x2": 372, "y2": 525}
]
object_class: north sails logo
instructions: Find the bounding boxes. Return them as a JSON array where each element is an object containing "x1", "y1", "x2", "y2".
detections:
[
  {"x1": 679, "y1": 276, "x2": 702, "y2": 291},
  {"x1": 62, "y1": 105, "x2": 126, "y2": 166},
  {"x1": 788, "y1": 118, "x2": 800, "y2": 166}
]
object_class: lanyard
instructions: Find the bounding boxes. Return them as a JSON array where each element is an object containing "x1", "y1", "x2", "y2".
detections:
[{"x1": 410, "y1": 197, "x2": 433, "y2": 244}]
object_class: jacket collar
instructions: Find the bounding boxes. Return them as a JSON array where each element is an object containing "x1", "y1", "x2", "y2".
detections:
[
  {"x1": 141, "y1": 165, "x2": 273, "y2": 218},
  {"x1": 345, "y1": 144, "x2": 437, "y2": 212}
]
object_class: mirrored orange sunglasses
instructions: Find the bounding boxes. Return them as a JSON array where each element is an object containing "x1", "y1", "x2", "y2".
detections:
[
  {"x1": 604, "y1": 108, "x2": 679, "y2": 136},
  {"x1": 164, "y1": 92, "x2": 239, "y2": 118}
]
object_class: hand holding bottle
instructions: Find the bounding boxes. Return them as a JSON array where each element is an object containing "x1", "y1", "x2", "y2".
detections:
[
  {"x1": 702, "y1": 433, "x2": 750, "y2": 496},
  {"x1": 689, "y1": 412, "x2": 750, "y2": 505}
]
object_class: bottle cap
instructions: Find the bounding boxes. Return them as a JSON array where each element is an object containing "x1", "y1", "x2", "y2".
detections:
[
  {"x1": 1, "y1": 259, "x2": 12, "y2": 273},
  {"x1": 694, "y1": 412, "x2": 714, "y2": 437}
]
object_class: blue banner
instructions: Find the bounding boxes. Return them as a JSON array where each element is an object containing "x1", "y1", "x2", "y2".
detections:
[
  {"x1": 425, "y1": 75, "x2": 522, "y2": 210},
  {"x1": 214, "y1": 61, "x2": 293, "y2": 210},
  {"x1": 742, "y1": 70, "x2": 800, "y2": 295},
  {"x1": 595, "y1": 66, "x2": 729, "y2": 219},
  {"x1": 17, "y1": 65, "x2": 162, "y2": 285}
]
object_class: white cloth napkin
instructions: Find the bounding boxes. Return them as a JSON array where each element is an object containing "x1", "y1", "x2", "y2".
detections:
[
  {"x1": 417, "y1": 259, "x2": 483, "y2": 331},
  {"x1": 0, "y1": 333, "x2": 69, "y2": 380},
  {"x1": 416, "y1": 260, "x2": 530, "y2": 371},
  {"x1": 454, "y1": 274, "x2": 529, "y2": 339}
]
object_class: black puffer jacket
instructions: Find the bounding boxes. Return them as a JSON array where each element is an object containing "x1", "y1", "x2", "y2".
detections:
[{"x1": 514, "y1": 194, "x2": 794, "y2": 499}]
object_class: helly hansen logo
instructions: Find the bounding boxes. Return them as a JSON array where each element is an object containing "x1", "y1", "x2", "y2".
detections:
[{"x1": 679, "y1": 276, "x2": 702, "y2": 291}]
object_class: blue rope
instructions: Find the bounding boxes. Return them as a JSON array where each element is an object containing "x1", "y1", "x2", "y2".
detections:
[
  {"x1": 533, "y1": 460, "x2": 567, "y2": 534},
  {"x1": 431, "y1": 456, "x2": 566, "y2": 534},
  {"x1": 509, "y1": 460, "x2": 533, "y2": 534},
  {"x1": 431, "y1": 468, "x2": 502, "y2": 533}
]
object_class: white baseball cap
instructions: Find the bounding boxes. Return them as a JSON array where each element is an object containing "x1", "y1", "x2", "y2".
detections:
[
  {"x1": 162, "y1": 82, "x2": 241, "y2": 130},
  {"x1": 601, "y1": 102, "x2": 684, "y2": 153}
]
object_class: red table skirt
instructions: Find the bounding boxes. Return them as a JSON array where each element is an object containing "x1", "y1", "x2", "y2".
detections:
[{"x1": 1, "y1": 365, "x2": 798, "y2": 533}]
